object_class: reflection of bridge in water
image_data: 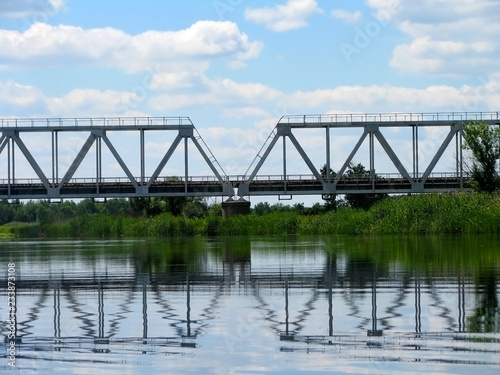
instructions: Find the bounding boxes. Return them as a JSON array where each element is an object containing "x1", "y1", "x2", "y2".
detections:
[
  {"x1": 2, "y1": 112, "x2": 500, "y2": 200},
  {"x1": 3, "y1": 257, "x2": 491, "y2": 364}
]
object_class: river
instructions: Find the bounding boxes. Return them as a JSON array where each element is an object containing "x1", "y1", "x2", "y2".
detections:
[{"x1": 1, "y1": 235, "x2": 499, "y2": 374}]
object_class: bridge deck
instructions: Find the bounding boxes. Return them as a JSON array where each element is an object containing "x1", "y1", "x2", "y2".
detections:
[{"x1": 0, "y1": 173, "x2": 469, "y2": 199}]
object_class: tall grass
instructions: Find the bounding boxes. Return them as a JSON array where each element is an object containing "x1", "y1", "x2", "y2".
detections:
[{"x1": 35, "y1": 192, "x2": 500, "y2": 238}]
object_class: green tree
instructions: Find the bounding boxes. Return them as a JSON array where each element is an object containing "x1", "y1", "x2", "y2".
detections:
[
  {"x1": 344, "y1": 163, "x2": 387, "y2": 210},
  {"x1": 463, "y1": 121, "x2": 500, "y2": 193},
  {"x1": 253, "y1": 202, "x2": 272, "y2": 216},
  {"x1": 36, "y1": 203, "x2": 55, "y2": 225},
  {"x1": 0, "y1": 200, "x2": 15, "y2": 225},
  {"x1": 182, "y1": 199, "x2": 208, "y2": 218}
]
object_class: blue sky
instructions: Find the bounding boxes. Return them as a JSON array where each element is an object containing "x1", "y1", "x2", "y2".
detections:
[{"x1": 1, "y1": 0, "x2": 499, "y2": 203}]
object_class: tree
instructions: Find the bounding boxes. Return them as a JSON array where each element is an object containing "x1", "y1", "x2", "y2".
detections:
[
  {"x1": 344, "y1": 163, "x2": 387, "y2": 210},
  {"x1": 320, "y1": 164, "x2": 336, "y2": 180},
  {"x1": 463, "y1": 121, "x2": 500, "y2": 193}
]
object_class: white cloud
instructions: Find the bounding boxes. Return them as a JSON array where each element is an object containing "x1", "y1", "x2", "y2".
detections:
[
  {"x1": 222, "y1": 107, "x2": 271, "y2": 119},
  {"x1": 0, "y1": 0, "x2": 65, "y2": 18},
  {"x1": 283, "y1": 75, "x2": 500, "y2": 114},
  {"x1": 3, "y1": 72, "x2": 499, "y2": 123},
  {"x1": 366, "y1": 0, "x2": 500, "y2": 76},
  {"x1": 0, "y1": 81, "x2": 143, "y2": 117},
  {"x1": 149, "y1": 78, "x2": 283, "y2": 111},
  {"x1": 48, "y1": 89, "x2": 140, "y2": 117},
  {"x1": 0, "y1": 81, "x2": 47, "y2": 116},
  {"x1": 0, "y1": 21, "x2": 262, "y2": 73},
  {"x1": 244, "y1": 0, "x2": 322, "y2": 32},
  {"x1": 331, "y1": 9, "x2": 362, "y2": 24}
]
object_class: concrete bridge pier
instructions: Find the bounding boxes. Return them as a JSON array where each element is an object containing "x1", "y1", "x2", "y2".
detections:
[{"x1": 221, "y1": 197, "x2": 251, "y2": 218}]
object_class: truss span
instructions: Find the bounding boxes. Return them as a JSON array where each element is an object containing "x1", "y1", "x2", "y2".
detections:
[
  {"x1": 237, "y1": 111, "x2": 500, "y2": 197},
  {"x1": 1, "y1": 112, "x2": 499, "y2": 199},
  {"x1": 0, "y1": 117, "x2": 233, "y2": 199}
]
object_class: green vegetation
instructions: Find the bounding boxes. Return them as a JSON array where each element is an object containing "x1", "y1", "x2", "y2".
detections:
[
  {"x1": 343, "y1": 162, "x2": 388, "y2": 209},
  {"x1": 463, "y1": 121, "x2": 500, "y2": 192},
  {"x1": 2, "y1": 191, "x2": 500, "y2": 238}
]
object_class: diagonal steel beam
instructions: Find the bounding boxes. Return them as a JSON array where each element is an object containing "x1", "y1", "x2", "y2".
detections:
[
  {"x1": 287, "y1": 131, "x2": 323, "y2": 181},
  {"x1": 101, "y1": 132, "x2": 138, "y2": 189},
  {"x1": 333, "y1": 129, "x2": 369, "y2": 185},
  {"x1": 245, "y1": 130, "x2": 281, "y2": 184},
  {"x1": 146, "y1": 133, "x2": 183, "y2": 188},
  {"x1": 374, "y1": 129, "x2": 414, "y2": 183},
  {"x1": 420, "y1": 125, "x2": 459, "y2": 184},
  {"x1": 190, "y1": 136, "x2": 225, "y2": 183},
  {"x1": 11, "y1": 132, "x2": 52, "y2": 190},
  {"x1": 0, "y1": 134, "x2": 8, "y2": 154},
  {"x1": 58, "y1": 133, "x2": 97, "y2": 188}
]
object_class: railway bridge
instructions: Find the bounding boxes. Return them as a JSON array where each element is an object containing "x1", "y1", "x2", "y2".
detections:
[{"x1": 1, "y1": 112, "x2": 499, "y2": 200}]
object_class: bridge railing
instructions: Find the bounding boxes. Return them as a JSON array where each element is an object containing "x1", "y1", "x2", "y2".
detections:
[
  {"x1": 0, "y1": 172, "x2": 471, "y2": 186},
  {"x1": 0, "y1": 116, "x2": 193, "y2": 128},
  {"x1": 0, "y1": 175, "x2": 229, "y2": 185},
  {"x1": 279, "y1": 112, "x2": 500, "y2": 125}
]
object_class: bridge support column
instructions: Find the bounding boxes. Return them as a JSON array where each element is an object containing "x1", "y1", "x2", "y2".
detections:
[{"x1": 221, "y1": 197, "x2": 250, "y2": 218}]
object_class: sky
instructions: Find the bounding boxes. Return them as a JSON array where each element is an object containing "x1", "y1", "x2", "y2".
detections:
[{"x1": 1, "y1": 0, "x2": 500, "y2": 204}]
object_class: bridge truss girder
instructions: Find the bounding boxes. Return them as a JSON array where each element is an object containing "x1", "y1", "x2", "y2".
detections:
[
  {"x1": 238, "y1": 113, "x2": 500, "y2": 197},
  {"x1": 0, "y1": 117, "x2": 233, "y2": 199}
]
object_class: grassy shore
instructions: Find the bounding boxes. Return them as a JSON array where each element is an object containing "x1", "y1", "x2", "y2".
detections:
[{"x1": 3, "y1": 192, "x2": 500, "y2": 239}]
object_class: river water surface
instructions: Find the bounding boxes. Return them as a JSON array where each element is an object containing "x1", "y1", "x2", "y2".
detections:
[{"x1": 1, "y1": 235, "x2": 499, "y2": 374}]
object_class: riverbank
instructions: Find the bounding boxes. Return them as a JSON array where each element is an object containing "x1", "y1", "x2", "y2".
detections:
[{"x1": 2, "y1": 192, "x2": 497, "y2": 239}]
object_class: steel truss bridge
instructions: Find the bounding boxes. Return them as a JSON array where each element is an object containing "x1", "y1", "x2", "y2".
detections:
[{"x1": 1, "y1": 112, "x2": 499, "y2": 200}]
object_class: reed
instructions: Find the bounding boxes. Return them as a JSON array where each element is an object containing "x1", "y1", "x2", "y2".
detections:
[{"x1": 33, "y1": 192, "x2": 500, "y2": 238}]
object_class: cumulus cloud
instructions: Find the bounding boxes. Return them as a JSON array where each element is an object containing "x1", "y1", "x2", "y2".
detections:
[
  {"x1": 0, "y1": 21, "x2": 262, "y2": 73},
  {"x1": 149, "y1": 78, "x2": 283, "y2": 111},
  {"x1": 245, "y1": 0, "x2": 322, "y2": 32},
  {"x1": 0, "y1": 81, "x2": 47, "y2": 116},
  {"x1": 3, "y1": 71, "x2": 499, "y2": 121},
  {"x1": 49, "y1": 89, "x2": 140, "y2": 117},
  {"x1": 331, "y1": 9, "x2": 362, "y2": 24},
  {"x1": 0, "y1": 0, "x2": 65, "y2": 18},
  {"x1": 366, "y1": 0, "x2": 500, "y2": 76},
  {"x1": 0, "y1": 81, "x2": 142, "y2": 117}
]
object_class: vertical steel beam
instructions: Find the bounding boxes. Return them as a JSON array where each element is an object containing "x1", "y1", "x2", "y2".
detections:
[
  {"x1": 283, "y1": 135, "x2": 287, "y2": 193},
  {"x1": 0, "y1": 135, "x2": 9, "y2": 194},
  {"x1": 369, "y1": 130, "x2": 375, "y2": 190},
  {"x1": 140, "y1": 129, "x2": 145, "y2": 185},
  {"x1": 326, "y1": 124, "x2": 331, "y2": 181},
  {"x1": 184, "y1": 137, "x2": 189, "y2": 193},
  {"x1": 459, "y1": 127, "x2": 464, "y2": 188},
  {"x1": 96, "y1": 136, "x2": 102, "y2": 195},
  {"x1": 7, "y1": 138, "x2": 11, "y2": 196},
  {"x1": 11, "y1": 137, "x2": 15, "y2": 185},
  {"x1": 455, "y1": 130, "x2": 460, "y2": 184},
  {"x1": 52, "y1": 130, "x2": 59, "y2": 187},
  {"x1": 412, "y1": 125, "x2": 419, "y2": 179}
]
